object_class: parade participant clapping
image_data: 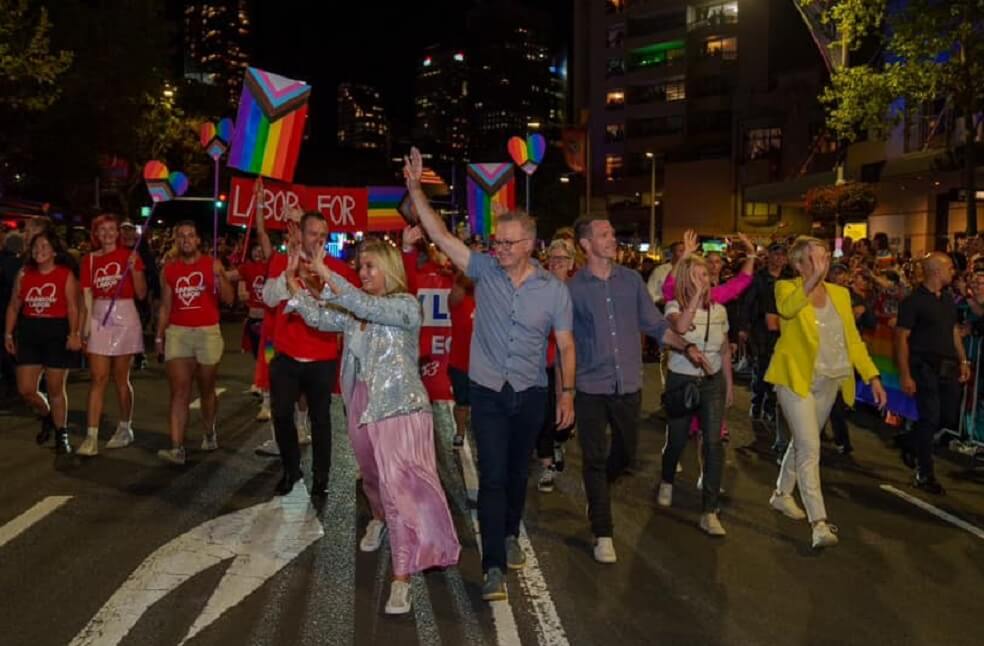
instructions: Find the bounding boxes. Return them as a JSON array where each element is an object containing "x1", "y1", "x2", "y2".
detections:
[
  {"x1": 4, "y1": 231, "x2": 82, "y2": 454},
  {"x1": 77, "y1": 213, "x2": 147, "y2": 456},
  {"x1": 284, "y1": 239, "x2": 460, "y2": 616}
]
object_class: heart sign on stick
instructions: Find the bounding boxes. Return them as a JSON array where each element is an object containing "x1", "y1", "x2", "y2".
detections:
[
  {"x1": 200, "y1": 118, "x2": 234, "y2": 160},
  {"x1": 143, "y1": 161, "x2": 189, "y2": 203},
  {"x1": 507, "y1": 133, "x2": 547, "y2": 175}
]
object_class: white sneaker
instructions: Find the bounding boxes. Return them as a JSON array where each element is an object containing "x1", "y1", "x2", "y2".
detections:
[
  {"x1": 201, "y1": 432, "x2": 218, "y2": 451},
  {"x1": 656, "y1": 482, "x2": 673, "y2": 507},
  {"x1": 811, "y1": 521, "x2": 839, "y2": 549},
  {"x1": 157, "y1": 446, "x2": 186, "y2": 465},
  {"x1": 699, "y1": 512, "x2": 727, "y2": 537},
  {"x1": 77, "y1": 433, "x2": 99, "y2": 457},
  {"x1": 106, "y1": 425, "x2": 133, "y2": 449},
  {"x1": 254, "y1": 438, "x2": 280, "y2": 457},
  {"x1": 676, "y1": 462, "x2": 683, "y2": 474},
  {"x1": 769, "y1": 491, "x2": 807, "y2": 520},
  {"x1": 384, "y1": 579, "x2": 412, "y2": 615},
  {"x1": 256, "y1": 406, "x2": 271, "y2": 422},
  {"x1": 360, "y1": 520, "x2": 386, "y2": 552},
  {"x1": 593, "y1": 537, "x2": 617, "y2": 563}
]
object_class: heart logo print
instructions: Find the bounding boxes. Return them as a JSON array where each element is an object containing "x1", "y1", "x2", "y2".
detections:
[
  {"x1": 175, "y1": 272, "x2": 205, "y2": 307},
  {"x1": 251, "y1": 276, "x2": 265, "y2": 301},
  {"x1": 25, "y1": 283, "x2": 57, "y2": 314},
  {"x1": 507, "y1": 133, "x2": 547, "y2": 175},
  {"x1": 93, "y1": 262, "x2": 122, "y2": 292},
  {"x1": 143, "y1": 160, "x2": 190, "y2": 203},
  {"x1": 200, "y1": 118, "x2": 234, "y2": 160}
]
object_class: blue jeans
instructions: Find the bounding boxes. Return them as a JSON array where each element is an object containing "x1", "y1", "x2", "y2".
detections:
[{"x1": 470, "y1": 381, "x2": 547, "y2": 572}]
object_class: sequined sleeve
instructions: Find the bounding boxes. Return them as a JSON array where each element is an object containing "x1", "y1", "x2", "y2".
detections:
[
  {"x1": 284, "y1": 290, "x2": 350, "y2": 332},
  {"x1": 321, "y1": 272, "x2": 421, "y2": 330}
]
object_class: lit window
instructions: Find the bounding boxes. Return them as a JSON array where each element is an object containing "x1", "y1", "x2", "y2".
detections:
[
  {"x1": 606, "y1": 90, "x2": 625, "y2": 107},
  {"x1": 605, "y1": 154, "x2": 624, "y2": 180},
  {"x1": 702, "y1": 36, "x2": 737, "y2": 60},
  {"x1": 745, "y1": 127, "x2": 782, "y2": 160},
  {"x1": 691, "y1": 2, "x2": 739, "y2": 27},
  {"x1": 605, "y1": 123, "x2": 625, "y2": 143}
]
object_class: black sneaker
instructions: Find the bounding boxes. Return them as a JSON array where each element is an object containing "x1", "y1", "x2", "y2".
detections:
[
  {"x1": 749, "y1": 404, "x2": 763, "y2": 420},
  {"x1": 914, "y1": 474, "x2": 945, "y2": 495},
  {"x1": 835, "y1": 443, "x2": 854, "y2": 456}
]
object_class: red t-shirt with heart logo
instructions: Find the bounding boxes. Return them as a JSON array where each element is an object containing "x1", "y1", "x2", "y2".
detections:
[
  {"x1": 81, "y1": 247, "x2": 145, "y2": 300},
  {"x1": 237, "y1": 260, "x2": 268, "y2": 310},
  {"x1": 163, "y1": 255, "x2": 220, "y2": 327},
  {"x1": 19, "y1": 265, "x2": 72, "y2": 319}
]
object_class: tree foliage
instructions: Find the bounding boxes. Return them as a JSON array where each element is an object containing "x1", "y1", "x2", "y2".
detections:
[
  {"x1": 802, "y1": 0, "x2": 984, "y2": 143},
  {"x1": 0, "y1": 0, "x2": 73, "y2": 111}
]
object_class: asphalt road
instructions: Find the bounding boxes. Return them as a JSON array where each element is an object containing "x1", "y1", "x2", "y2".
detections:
[{"x1": 1, "y1": 324, "x2": 982, "y2": 646}]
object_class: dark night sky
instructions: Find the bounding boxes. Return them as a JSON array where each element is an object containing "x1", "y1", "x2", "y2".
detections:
[{"x1": 245, "y1": 0, "x2": 572, "y2": 146}]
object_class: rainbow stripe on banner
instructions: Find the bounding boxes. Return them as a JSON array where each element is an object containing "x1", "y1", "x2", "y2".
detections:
[
  {"x1": 366, "y1": 186, "x2": 407, "y2": 232},
  {"x1": 856, "y1": 321, "x2": 918, "y2": 420},
  {"x1": 228, "y1": 67, "x2": 311, "y2": 182},
  {"x1": 467, "y1": 175, "x2": 515, "y2": 238}
]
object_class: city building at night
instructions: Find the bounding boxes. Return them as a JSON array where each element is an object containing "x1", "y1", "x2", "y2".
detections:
[
  {"x1": 413, "y1": 45, "x2": 470, "y2": 164},
  {"x1": 182, "y1": 1, "x2": 251, "y2": 108},
  {"x1": 337, "y1": 83, "x2": 391, "y2": 156},
  {"x1": 575, "y1": 0, "x2": 828, "y2": 243}
]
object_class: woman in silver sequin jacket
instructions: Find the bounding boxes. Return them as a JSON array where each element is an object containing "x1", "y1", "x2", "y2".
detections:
[{"x1": 283, "y1": 240, "x2": 460, "y2": 617}]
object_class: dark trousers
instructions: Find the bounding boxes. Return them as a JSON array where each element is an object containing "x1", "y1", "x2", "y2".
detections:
[
  {"x1": 751, "y1": 346, "x2": 777, "y2": 415},
  {"x1": 471, "y1": 381, "x2": 547, "y2": 572},
  {"x1": 575, "y1": 390, "x2": 642, "y2": 538},
  {"x1": 535, "y1": 368, "x2": 574, "y2": 460},
  {"x1": 269, "y1": 354, "x2": 337, "y2": 479},
  {"x1": 829, "y1": 392, "x2": 851, "y2": 448},
  {"x1": 906, "y1": 358, "x2": 962, "y2": 477},
  {"x1": 662, "y1": 371, "x2": 726, "y2": 512}
]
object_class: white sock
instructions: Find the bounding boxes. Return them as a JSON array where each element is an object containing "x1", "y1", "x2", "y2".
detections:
[
  {"x1": 261, "y1": 392, "x2": 270, "y2": 408},
  {"x1": 86, "y1": 426, "x2": 99, "y2": 438},
  {"x1": 118, "y1": 420, "x2": 132, "y2": 431}
]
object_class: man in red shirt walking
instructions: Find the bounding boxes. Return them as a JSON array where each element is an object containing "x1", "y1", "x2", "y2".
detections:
[
  {"x1": 263, "y1": 212, "x2": 358, "y2": 496},
  {"x1": 156, "y1": 221, "x2": 234, "y2": 465}
]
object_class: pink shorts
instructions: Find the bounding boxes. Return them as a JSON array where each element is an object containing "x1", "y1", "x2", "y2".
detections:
[{"x1": 87, "y1": 299, "x2": 145, "y2": 356}]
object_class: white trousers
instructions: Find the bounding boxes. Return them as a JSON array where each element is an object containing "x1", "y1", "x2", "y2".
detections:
[{"x1": 775, "y1": 376, "x2": 840, "y2": 523}]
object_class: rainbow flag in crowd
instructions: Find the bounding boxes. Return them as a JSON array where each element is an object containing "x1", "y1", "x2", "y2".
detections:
[
  {"x1": 466, "y1": 163, "x2": 516, "y2": 238},
  {"x1": 228, "y1": 67, "x2": 311, "y2": 182},
  {"x1": 366, "y1": 186, "x2": 407, "y2": 232},
  {"x1": 856, "y1": 320, "x2": 918, "y2": 420}
]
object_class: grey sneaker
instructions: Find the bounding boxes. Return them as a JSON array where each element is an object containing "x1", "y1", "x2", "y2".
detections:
[
  {"x1": 201, "y1": 432, "x2": 218, "y2": 452},
  {"x1": 481, "y1": 567, "x2": 507, "y2": 601},
  {"x1": 254, "y1": 438, "x2": 280, "y2": 457},
  {"x1": 505, "y1": 535, "x2": 526, "y2": 570},
  {"x1": 105, "y1": 425, "x2": 133, "y2": 449},
  {"x1": 157, "y1": 446, "x2": 186, "y2": 465},
  {"x1": 537, "y1": 466, "x2": 556, "y2": 493}
]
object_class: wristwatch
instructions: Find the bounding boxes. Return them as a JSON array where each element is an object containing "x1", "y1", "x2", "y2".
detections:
[{"x1": 561, "y1": 386, "x2": 575, "y2": 395}]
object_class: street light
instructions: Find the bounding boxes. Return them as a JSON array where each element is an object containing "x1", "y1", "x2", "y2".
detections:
[
  {"x1": 645, "y1": 151, "x2": 656, "y2": 249},
  {"x1": 559, "y1": 175, "x2": 570, "y2": 184},
  {"x1": 527, "y1": 121, "x2": 541, "y2": 130}
]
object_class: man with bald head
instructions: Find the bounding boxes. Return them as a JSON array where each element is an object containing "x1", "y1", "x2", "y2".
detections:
[{"x1": 895, "y1": 252, "x2": 970, "y2": 495}]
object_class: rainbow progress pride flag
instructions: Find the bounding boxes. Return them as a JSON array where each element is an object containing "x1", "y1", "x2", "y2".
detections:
[
  {"x1": 466, "y1": 163, "x2": 516, "y2": 238},
  {"x1": 228, "y1": 67, "x2": 311, "y2": 182},
  {"x1": 855, "y1": 320, "x2": 918, "y2": 420}
]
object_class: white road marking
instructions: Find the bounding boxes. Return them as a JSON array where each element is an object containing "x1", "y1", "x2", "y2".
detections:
[
  {"x1": 460, "y1": 438, "x2": 570, "y2": 646},
  {"x1": 190, "y1": 387, "x2": 227, "y2": 410},
  {"x1": 881, "y1": 484, "x2": 984, "y2": 541},
  {"x1": 69, "y1": 485, "x2": 324, "y2": 646},
  {"x1": 0, "y1": 496, "x2": 73, "y2": 549}
]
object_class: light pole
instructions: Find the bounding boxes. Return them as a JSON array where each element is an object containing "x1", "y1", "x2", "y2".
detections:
[
  {"x1": 646, "y1": 151, "x2": 656, "y2": 250},
  {"x1": 526, "y1": 121, "x2": 541, "y2": 215}
]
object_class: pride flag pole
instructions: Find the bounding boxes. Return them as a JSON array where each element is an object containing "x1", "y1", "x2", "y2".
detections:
[{"x1": 101, "y1": 202, "x2": 156, "y2": 326}]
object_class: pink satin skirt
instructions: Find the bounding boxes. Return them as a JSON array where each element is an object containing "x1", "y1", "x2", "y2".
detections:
[
  {"x1": 346, "y1": 380, "x2": 460, "y2": 577},
  {"x1": 87, "y1": 299, "x2": 144, "y2": 357}
]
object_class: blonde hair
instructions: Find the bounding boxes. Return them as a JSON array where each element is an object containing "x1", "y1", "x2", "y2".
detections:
[
  {"x1": 357, "y1": 239, "x2": 408, "y2": 295},
  {"x1": 788, "y1": 236, "x2": 826, "y2": 267},
  {"x1": 673, "y1": 254, "x2": 709, "y2": 310},
  {"x1": 547, "y1": 238, "x2": 575, "y2": 258}
]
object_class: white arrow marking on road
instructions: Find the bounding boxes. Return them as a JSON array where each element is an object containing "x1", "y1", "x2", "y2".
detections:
[
  {"x1": 0, "y1": 496, "x2": 73, "y2": 549},
  {"x1": 190, "y1": 387, "x2": 227, "y2": 410},
  {"x1": 881, "y1": 484, "x2": 984, "y2": 541},
  {"x1": 69, "y1": 485, "x2": 324, "y2": 646}
]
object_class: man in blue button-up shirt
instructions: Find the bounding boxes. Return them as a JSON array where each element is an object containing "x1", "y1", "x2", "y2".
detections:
[
  {"x1": 569, "y1": 215, "x2": 707, "y2": 564},
  {"x1": 404, "y1": 148, "x2": 576, "y2": 601}
]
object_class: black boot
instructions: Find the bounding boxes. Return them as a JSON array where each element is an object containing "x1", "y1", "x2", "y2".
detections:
[
  {"x1": 310, "y1": 473, "x2": 329, "y2": 497},
  {"x1": 36, "y1": 413, "x2": 54, "y2": 445},
  {"x1": 54, "y1": 427, "x2": 73, "y2": 455},
  {"x1": 275, "y1": 470, "x2": 303, "y2": 496}
]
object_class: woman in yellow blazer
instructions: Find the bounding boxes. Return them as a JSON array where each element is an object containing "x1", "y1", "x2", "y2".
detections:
[{"x1": 765, "y1": 237, "x2": 887, "y2": 549}]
